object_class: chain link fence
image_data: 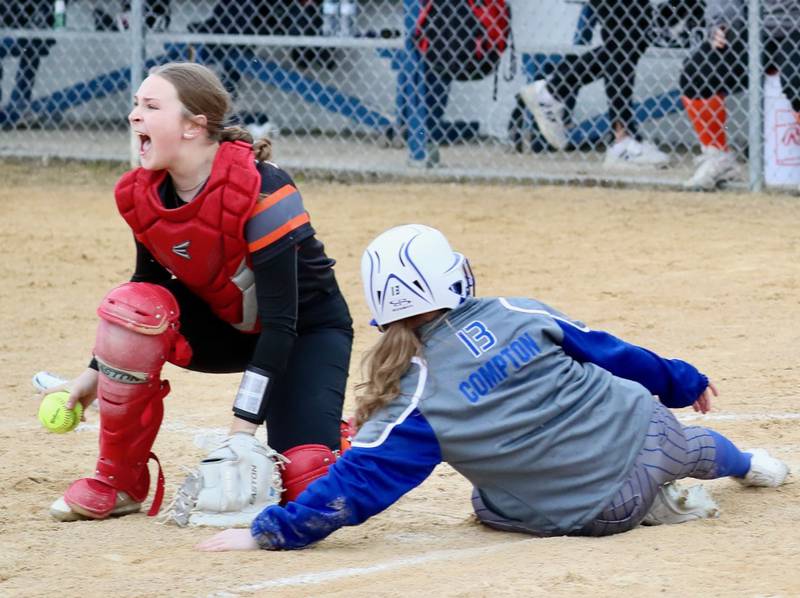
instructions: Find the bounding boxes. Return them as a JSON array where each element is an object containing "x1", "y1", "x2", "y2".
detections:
[{"x1": 1, "y1": 0, "x2": 799, "y2": 191}]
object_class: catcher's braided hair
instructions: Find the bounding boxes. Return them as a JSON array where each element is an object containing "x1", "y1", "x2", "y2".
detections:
[
  {"x1": 355, "y1": 318, "x2": 422, "y2": 428},
  {"x1": 149, "y1": 61, "x2": 272, "y2": 162}
]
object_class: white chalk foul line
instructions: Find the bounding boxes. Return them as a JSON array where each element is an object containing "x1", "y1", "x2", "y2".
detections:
[
  {"x1": 207, "y1": 538, "x2": 529, "y2": 597},
  {"x1": 676, "y1": 412, "x2": 800, "y2": 423}
]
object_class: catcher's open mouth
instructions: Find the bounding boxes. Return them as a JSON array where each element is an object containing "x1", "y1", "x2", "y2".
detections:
[{"x1": 137, "y1": 133, "x2": 151, "y2": 155}]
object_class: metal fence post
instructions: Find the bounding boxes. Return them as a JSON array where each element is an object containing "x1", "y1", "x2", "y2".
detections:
[
  {"x1": 129, "y1": 0, "x2": 145, "y2": 168},
  {"x1": 747, "y1": 0, "x2": 763, "y2": 192}
]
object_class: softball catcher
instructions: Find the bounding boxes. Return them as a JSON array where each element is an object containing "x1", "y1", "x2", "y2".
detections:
[{"x1": 47, "y1": 62, "x2": 352, "y2": 525}]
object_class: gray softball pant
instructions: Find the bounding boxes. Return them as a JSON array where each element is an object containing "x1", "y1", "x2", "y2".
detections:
[{"x1": 471, "y1": 401, "x2": 718, "y2": 537}]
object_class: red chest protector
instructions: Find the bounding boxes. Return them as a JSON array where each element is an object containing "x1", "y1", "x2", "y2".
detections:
[{"x1": 115, "y1": 141, "x2": 262, "y2": 332}]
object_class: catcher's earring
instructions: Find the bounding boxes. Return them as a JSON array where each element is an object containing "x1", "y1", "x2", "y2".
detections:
[{"x1": 182, "y1": 132, "x2": 194, "y2": 139}]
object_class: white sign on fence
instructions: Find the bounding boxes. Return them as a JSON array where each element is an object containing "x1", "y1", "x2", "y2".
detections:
[{"x1": 764, "y1": 73, "x2": 800, "y2": 187}]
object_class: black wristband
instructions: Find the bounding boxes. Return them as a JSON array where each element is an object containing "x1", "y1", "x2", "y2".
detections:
[
  {"x1": 88, "y1": 357, "x2": 99, "y2": 371},
  {"x1": 232, "y1": 366, "x2": 273, "y2": 424}
]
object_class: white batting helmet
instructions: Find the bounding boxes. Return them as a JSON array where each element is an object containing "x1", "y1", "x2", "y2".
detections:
[{"x1": 361, "y1": 224, "x2": 475, "y2": 327}]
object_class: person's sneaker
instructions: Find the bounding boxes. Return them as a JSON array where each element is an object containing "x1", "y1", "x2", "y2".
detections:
[
  {"x1": 604, "y1": 137, "x2": 669, "y2": 168},
  {"x1": 737, "y1": 449, "x2": 790, "y2": 488},
  {"x1": 32, "y1": 371, "x2": 68, "y2": 392},
  {"x1": 518, "y1": 80, "x2": 568, "y2": 150},
  {"x1": 641, "y1": 481, "x2": 720, "y2": 526},
  {"x1": 684, "y1": 147, "x2": 739, "y2": 190},
  {"x1": 50, "y1": 491, "x2": 141, "y2": 522}
]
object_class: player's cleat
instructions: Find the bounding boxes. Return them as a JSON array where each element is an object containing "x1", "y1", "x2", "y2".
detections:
[
  {"x1": 604, "y1": 137, "x2": 669, "y2": 168},
  {"x1": 49, "y1": 492, "x2": 141, "y2": 522},
  {"x1": 737, "y1": 449, "x2": 790, "y2": 488},
  {"x1": 684, "y1": 147, "x2": 739, "y2": 190},
  {"x1": 641, "y1": 481, "x2": 720, "y2": 526},
  {"x1": 518, "y1": 80, "x2": 568, "y2": 150}
]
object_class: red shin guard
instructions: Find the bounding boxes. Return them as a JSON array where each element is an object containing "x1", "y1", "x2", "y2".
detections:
[{"x1": 64, "y1": 283, "x2": 190, "y2": 519}]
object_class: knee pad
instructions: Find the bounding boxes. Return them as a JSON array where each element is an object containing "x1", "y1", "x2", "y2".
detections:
[
  {"x1": 280, "y1": 444, "x2": 337, "y2": 505},
  {"x1": 95, "y1": 281, "x2": 191, "y2": 383}
]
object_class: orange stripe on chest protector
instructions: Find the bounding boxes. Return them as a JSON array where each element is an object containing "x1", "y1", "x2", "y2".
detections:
[
  {"x1": 248, "y1": 212, "x2": 311, "y2": 252},
  {"x1": 250, "y1": 184, "x2": 297, "y2": 217}
]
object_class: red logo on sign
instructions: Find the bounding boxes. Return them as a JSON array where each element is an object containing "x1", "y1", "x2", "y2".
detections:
[
  {"x1": 775, "y1": 109, "x2": 800, "y2": 166},
  {"x1": 782, "y1": 124, "x2": 800, "y2": 146}
]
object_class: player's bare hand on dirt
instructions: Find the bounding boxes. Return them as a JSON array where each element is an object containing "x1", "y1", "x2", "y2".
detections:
[
  {"x1": 195, "y1": 528, "x2": 259, "y2": 552},
  {"x1": 711, "y1": 27, "x2": 727, "y2": 50},
  {"x1": 692, "y1": 381, "x2": 717, "y2": 414}
]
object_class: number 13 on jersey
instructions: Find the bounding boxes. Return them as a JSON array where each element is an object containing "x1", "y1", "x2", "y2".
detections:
[{"x1": 456, "y1": 321, "x2": 496, "y2": 357}]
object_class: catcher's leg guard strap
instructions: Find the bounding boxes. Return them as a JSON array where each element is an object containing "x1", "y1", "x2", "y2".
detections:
[
  {"x1": 66, "y1": 283, "x2": 188, "y2": 519},
  {"x1": 280, "y1": 444, "x2": 337, "y2": 505}
]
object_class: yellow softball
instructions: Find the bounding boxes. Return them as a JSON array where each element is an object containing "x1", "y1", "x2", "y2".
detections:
[{"x1": 38, "y1": 391, "x2": 82, "y2": 433}]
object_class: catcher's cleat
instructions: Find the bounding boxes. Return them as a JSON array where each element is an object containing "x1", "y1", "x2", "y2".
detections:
[
  {"x1": 640, "y1": 481, "x2": 720, "y2": 526},
  {"x1": 50, "y1": 491, "x2": 141, "y2": 522}
]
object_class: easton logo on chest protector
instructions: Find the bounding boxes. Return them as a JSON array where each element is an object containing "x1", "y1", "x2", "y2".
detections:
[{"x1": 172, "y1": 240, "x2": 191, "y2": 259}]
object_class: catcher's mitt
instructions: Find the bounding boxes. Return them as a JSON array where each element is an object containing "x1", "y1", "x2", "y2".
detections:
[{"x1": 160, "y1": 432, "x2": 287, "y2": 528}]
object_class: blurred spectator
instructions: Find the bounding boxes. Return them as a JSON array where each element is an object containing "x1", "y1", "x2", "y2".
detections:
[
  {"x1": 410, "y1": 0, "x2": 511, "y2": 164},
  {"x1": 92, "y1": 0, "x2": 171, "y2": 33},
  {"x1": 189, "y1": 0, "x2": 334, "y2": 92},
  {"x1": 187, "y1": 0, "x2": 332, "y2": 137},
  {"x1": 0, "y1": 0, "x2": 56, "y2": 128},
  {"x1": 518, "y1": 0, "x2": 695, "y2": 168},
  {"x1": 680, "y1": 0, "x2": 800, "y2": 189}
]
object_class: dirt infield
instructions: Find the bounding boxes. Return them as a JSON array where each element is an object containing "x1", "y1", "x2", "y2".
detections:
[{"x1": 1, "y1": 160, "x2": 799, "y2": 597}]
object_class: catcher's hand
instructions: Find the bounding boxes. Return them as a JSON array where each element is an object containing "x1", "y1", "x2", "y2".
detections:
[{"x1": 160, "y1": 432, "x2": 287, "y2": 528}]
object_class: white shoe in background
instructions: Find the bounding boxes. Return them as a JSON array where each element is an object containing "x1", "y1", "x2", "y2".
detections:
[
  {"x1": 684, "y1": 147, "x2": 739, "y2": 190},
  {"x1": 737, "y1": 449, "x2": 790, "y2": 488},
  {"x1": 518, "y1": 80, "x2": 568, "y2": 150},
  {"x1": 604, "y1": 137, "x2": 669, "y2": 168},
  {"x1": 32, "y1": 371, "x2": 68, "y2": 392}
]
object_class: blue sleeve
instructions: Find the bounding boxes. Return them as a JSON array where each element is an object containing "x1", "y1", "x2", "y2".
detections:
[
  {"x1": 556, "y1": 321, "x2": 708, "y2": 408},
  {"x1": 250, "y1": 409, "x2": 442, "y2": 550}
]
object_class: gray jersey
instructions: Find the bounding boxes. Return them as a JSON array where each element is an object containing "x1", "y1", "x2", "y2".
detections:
[
  {"x1": 362, "y1": 297, "x2": 656, "y2": 533},
  {"x1": 252, "y1": 296, "x2": 710, "y2": 548}
]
